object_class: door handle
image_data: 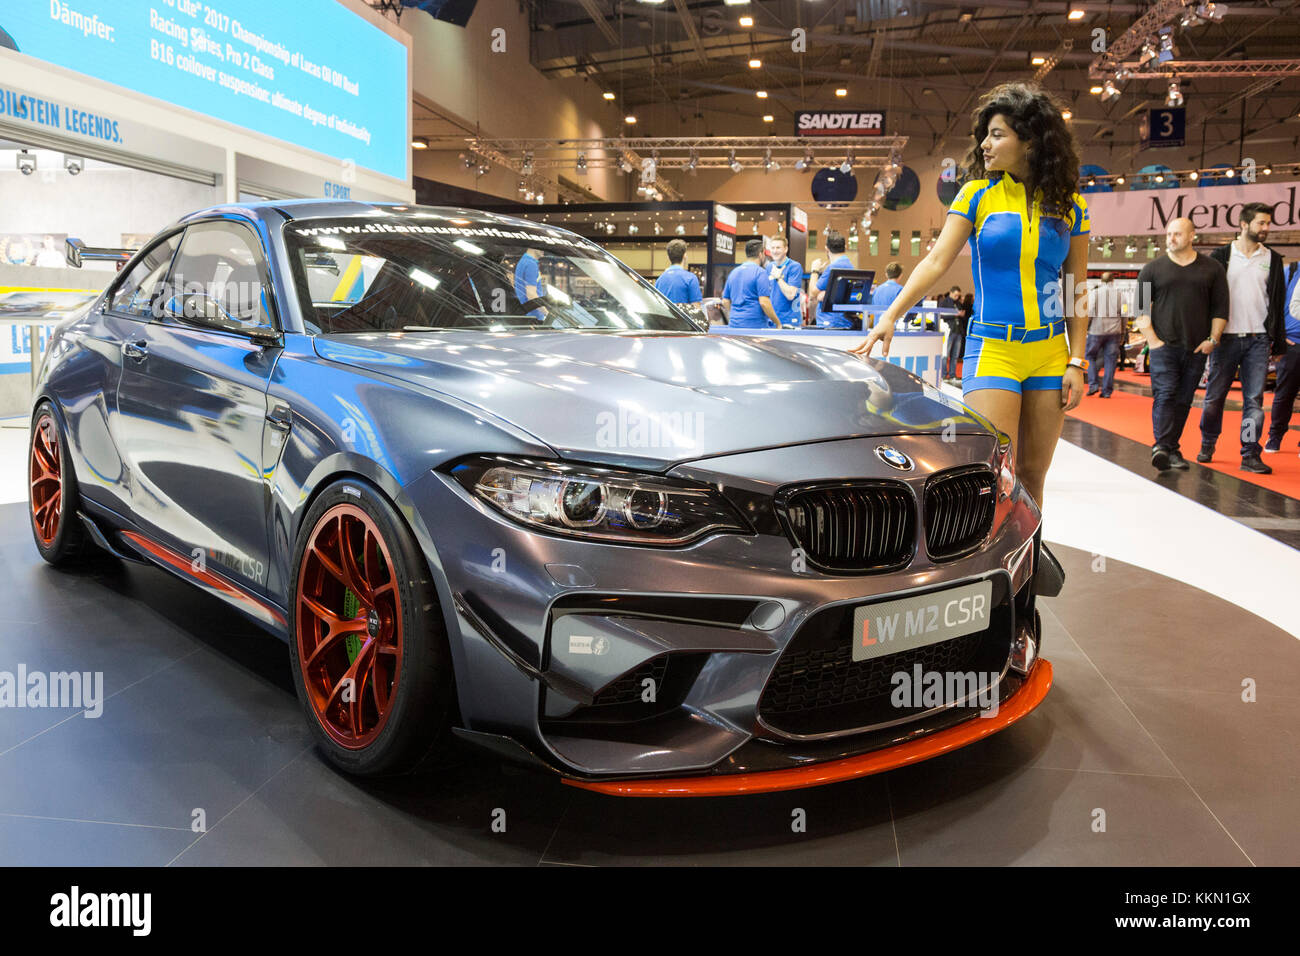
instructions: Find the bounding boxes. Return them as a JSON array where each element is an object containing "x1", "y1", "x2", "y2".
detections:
[
  {"x1": 122, "y1": 340, "x2": 148, "y2": 361},
  {"x1": 266, "y1": 402, "x2": 293, "y2": 429}
]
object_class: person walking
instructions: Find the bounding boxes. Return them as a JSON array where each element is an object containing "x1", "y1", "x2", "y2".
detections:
[
  {"x1": 1134, "y1": 219, "x2": 1229, "y2": 471},
  {"x1": 1263, "y1": 262, "x2": 1300, "y2": 453},
  {"x1": 1198, "y1": 202, "x2": 1289, "y2": 474},
  {"x1": 850, "y1": 82, "x2": 1089, "y2": 514},
  {"x1": 1084, "y1": 272, "x2": 1125, "y2": 397}
]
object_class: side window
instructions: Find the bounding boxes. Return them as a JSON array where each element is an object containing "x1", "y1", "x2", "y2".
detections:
[
  {"x1": 108, "y1": 233, "x2": 181, "y2": 319},
  {"x1": 165, "y1": 221, "x2": 274, "y2": 331}
]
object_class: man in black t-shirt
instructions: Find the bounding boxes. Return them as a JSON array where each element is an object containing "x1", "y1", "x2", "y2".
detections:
[{"x1": 1135, "y1": 218, "x2": 1230, "y2": 471}]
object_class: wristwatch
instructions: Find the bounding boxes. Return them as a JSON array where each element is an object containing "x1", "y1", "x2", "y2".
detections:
[
  {"x1": 1067, "y1": 357, "x2": 1090, "y2": 371},
  {"x1": 1206, "y1": 336, "x2": 1219, "y2": 347}
]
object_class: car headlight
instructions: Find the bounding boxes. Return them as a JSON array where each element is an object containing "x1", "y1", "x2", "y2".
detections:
[
  {"x1": 994, "y1": 429, "x2": 1016, "y2": 501},
  {"x1": 448, "y1": 456, "x2": 752, "y2": 545}
]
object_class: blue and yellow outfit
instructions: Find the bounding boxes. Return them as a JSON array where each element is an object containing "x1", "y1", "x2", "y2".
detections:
[{"x1": 948, "y1": 173, "x2": 1090, "y2": 393}]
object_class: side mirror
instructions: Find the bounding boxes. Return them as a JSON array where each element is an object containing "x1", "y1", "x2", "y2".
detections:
[{"x1": 165, "y1": 292, "x2": 280, "y2": 346}]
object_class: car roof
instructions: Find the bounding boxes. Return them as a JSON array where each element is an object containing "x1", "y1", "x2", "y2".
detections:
[{"x1": 178, "y1": 199, "x2": 555, "y2": 233}]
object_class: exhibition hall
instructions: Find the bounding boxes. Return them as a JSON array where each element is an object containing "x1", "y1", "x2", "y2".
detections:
[{"x1": 0, "y1": 0, "x2": 1297, "y2": 893}]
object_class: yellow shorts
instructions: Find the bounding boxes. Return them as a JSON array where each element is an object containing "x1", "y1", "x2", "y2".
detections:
[{"x1": 963, "y1": 333, "x2": 1069, "y2": 394}]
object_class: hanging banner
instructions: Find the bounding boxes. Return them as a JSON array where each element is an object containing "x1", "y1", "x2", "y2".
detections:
[
  {"x1": 795, "y1": 111, "x2": 886, "y2": 137},
  {"x1": 1086, "y1": 181, "x2": 1299, "y2": 235}
]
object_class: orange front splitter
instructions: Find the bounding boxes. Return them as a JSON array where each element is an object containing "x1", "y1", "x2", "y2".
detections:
[{"x1": 564, "y1": 659, "x2": 1053, "y2": 797}]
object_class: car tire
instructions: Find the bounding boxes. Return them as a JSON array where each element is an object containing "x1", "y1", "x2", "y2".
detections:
[
  {"x1": 288, "y1": 478, "x2": 454, "y2": 776},
  {"x1": 29, "y1": 402, "x2": 91, "y2": 566}
]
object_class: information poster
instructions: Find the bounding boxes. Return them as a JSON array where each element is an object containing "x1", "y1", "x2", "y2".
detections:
[{"x1": 0, "y1": 1, "x2": 408, "y2": 180}]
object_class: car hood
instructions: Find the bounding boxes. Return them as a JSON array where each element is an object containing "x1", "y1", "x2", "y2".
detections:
[{"x1": 313, "y1": 330, "x2": 992, "y2": 468}]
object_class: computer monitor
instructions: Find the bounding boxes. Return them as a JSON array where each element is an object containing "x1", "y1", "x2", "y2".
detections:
[{"x1": 824, "y1": 269, "x2": 877, "y2": 312}]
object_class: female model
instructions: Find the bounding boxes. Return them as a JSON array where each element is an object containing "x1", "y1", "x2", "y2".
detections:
[{"x1": 850, "y1": 82, "x2": 1090, "y2": 512}]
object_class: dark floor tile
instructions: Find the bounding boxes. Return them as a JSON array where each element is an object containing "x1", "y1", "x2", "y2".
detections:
[
  {"x1": 887, "y1": 759, "x2": 1250, "y2": 866},
  {"x1": 543, "y1": 775, "x2": 898, "y2": 866},
  {"x1": 0, "y1": 814, "x2": 195, "y2": 866},
  {"x1": 1118, "y1": 687, "x2": 1300, "y2": 866},
  {"x1": 171, "y1": 748, "x2": 570, "y2": 866}
]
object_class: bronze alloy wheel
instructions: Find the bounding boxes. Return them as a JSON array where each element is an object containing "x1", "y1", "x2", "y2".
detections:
[
  {"x1": 30, "y1": 412, "x2": 63, "y2": 547},
  {"x1": 295, "y1": 503, "x2": 404, "y2": 749}
]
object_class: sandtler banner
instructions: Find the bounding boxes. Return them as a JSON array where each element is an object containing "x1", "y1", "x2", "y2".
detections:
[
  {"x1": 795, "y1": 110, "x2": 886, "y2": 137},
  {"x1": 1085, "y1": 181, "x2": 1300, "y2": 235}
]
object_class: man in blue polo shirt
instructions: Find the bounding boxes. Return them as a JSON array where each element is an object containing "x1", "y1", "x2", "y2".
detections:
[
  {"x1": 513, "y1": 246, "x2": 545, "y2": 320},
  {"x1": 807, "y1": 230, "x2": 856, "y2": 329},
  {"x1": 870, "y1": 261, "x2": 905, "y2": 320},
  {"x1": 765, "y1": 234, "x2": 804, "y2": 328},
  {"x1": 722, "y1": 239, "x2": 778, "y2": 328},
  {"x1": 654, "y1": 239, "x2": 703, "y2": 305}
]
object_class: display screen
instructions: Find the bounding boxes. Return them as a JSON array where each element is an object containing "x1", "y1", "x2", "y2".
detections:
[{"x1": 0, "y1": 0, "x2": 407, "y2": 180}]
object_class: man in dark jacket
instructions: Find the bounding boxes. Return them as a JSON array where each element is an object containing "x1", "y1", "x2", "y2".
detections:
[{"x1": 1199, "y1": 202, "x2": 1289, "y2": 474}]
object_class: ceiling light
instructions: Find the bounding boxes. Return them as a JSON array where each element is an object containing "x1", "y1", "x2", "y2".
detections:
[
  {"x1": 1138, "y1": 42, "x2": 1157, "y2": 67},
  {"x1": 764, "y1": 147, "x2": 778, "y2": 169},
  {"x1": 603, "y1": 91, "x2": 616, "y2": 101},
  {"x1": 1189, "y1": 170, "x2": 1199, "y2": 181},
  {"x1": 686, "y1": 149, "x2": 698, "y2": 172},
  {"x1": 576, "y1": 152, "x2": 587, "y2": 171},
  {"x1": 619, "y1": 157, "x2": 634, "y2": 173},
  {"x1": 1031, "y1": 55, "x2": 1046, "y2": 65},
  {"x1": 1263, "y1": 164, "x2": 1272, "y2": 175},
  {"x1": 1154, "y1": 173, "x2": 1165, "y2": 183},
  {"x1": 411, "y1": 136, "x2": 429, "y2": 149},
  {"x1": 839, "y1": 156, "x2": 852, "y2": 174},
  {"x1": 756, "y1": 90, "x2": 768, "y2": 98},
  {"x1": 1068, "y1": 6, "x2": 1086, "y2": 19},
  {"x1": 739, "y1": 15, "x2": 753, "y2": 26},
  {"x1": 624, "y1": 114, "x2": 637, "y2": 124},
  {"x1": 521, "y1": 152, "x2": 534, "y2": 174},
  {"x1": 1100, "y1": 80, "x2": 1121, "y2": 103},
  {"x1": 749, "y1": 58, "x2": 762, "y2": 69},
  {"x1": 1090, "y1": 85, "x2": 1104, "y2": 94},
  {"x1": 959, "y1": 12, "x2": 973, "y2": 22},
  {"x1": 835, "y1": 88, "x2": 848, "y2": 97},
  {"x1": 762, "y1": 114, "x2": 774, "y2": 123},
  {"x1": 675, "y1": 224, "x2": 686, "y2": 235},
  {"x1": 1087, "y1": 177, "x2": 1096, "y2": 187},
  {"x1": 1115, "y1": 175, "x2": 1125, "y2": 185},
  {"x1": 729, "y1": 149, "x2": 742, "y2": 173},
  {"x1": 1165, "y1": 80, "x2": 1183, "y2": 107},
  {"x1": 723, "y1": 0, "x2": 750, "y2": 5},
  {"x1": 1196, "y1": 2, "x2": 1225, "y2": 21},
  {"x1": 1062, "y1": 109, "x2": 1073, "y2": 120}
]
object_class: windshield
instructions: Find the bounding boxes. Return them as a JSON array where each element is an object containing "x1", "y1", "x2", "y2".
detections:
[{"x1": 285, "y1": 215, "x2": 699, "y2": 334}]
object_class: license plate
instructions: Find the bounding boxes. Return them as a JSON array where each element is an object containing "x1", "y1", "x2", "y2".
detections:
[{"x1": 851, "y1": 579, "x2": 993, "y2": 662}]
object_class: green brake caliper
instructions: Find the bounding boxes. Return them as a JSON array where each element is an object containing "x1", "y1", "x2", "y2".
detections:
[{"x1": 343, "y1": 587, "x2": 362, "y2": 665}]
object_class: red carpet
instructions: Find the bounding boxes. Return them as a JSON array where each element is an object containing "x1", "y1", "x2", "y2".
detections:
[{"x1": 1065, "y1": 386, "x2": 1300, "y2": 499}]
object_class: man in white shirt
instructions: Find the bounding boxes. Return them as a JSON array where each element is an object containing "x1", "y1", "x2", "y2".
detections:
[{"x1": 1199, "y1": 203, "x2": 1289, "y2": 473}]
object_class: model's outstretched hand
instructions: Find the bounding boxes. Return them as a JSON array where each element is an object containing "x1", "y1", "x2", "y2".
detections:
[{"x1": 849, "y1": 321, "x2": 894, "y2": 359}]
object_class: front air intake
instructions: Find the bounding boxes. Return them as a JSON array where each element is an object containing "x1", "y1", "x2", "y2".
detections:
[{"x1": 778, "y1": 482, "x2": 916, "y2": 573}]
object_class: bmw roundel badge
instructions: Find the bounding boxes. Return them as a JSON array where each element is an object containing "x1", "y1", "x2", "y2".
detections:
[{"x1": 875, "y1": 445, "x2": 914, "y2": 471}]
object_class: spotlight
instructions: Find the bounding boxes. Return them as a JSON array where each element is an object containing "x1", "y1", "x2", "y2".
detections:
[
  {"x1": 1196, "y1": 2, "x2": 1226, "y2": 21},
  {"x1": 839, "y1": 156, "x2": 852, "y2": 174},
  {"x1": 1154, "y1": 173, "x2": 1165, "y2": 183},
  {"x1": 521, "y1": 152, "x2": 534, "y2": 175},
  {"x1": 603, "y1": 91, "x2": 616, "y2": 101},
  {"x1": 795, "y1": 150, "x2": 813, "y2": 172},
  {"x1": 749, "y1": 58, "x2": 762, "y2": 69},
  {"x1": 1062, "y1": 109, "x2": 1073, "y2": 120},
  {"x1": 1165, "y1": 80, "x2": 1183, "y2": 107},
  {"x1": 1263, "y1": 164, "x2": 1272, "y2": 175},
  {"x1": 1090, "y1": 85, "x2": 1104, "y2": 95},
  {"x1": 1138, "y1": 42, "x2": 1157, "y2": 67},
  {"x1": 756, "y1": 90, "x2": 768, "y2": 98},
  {"x1": 1100, "y1": 80, "x2": 1121, "y2": 103},
  {"x1": 764, "y1": 148, "x2": 778, "y2": 170},
  {"x1": 625, "y1": 114, "x2": 637, "y2": 124},
  {"x1": 1067, "y1": 6, "x2": 1086, "y2": 19},
  {"x1": 1189, "y1": 170, "x2": 1199, "y2": 181},
  {"x1": 1157, "y1": 27, "x2": 1177, "y2": 63},
  {"x1": 1031, "y1": 55, "x2": 1046, "y2": 66},
  {"x1": 477, "y1": 162, "x2": 490, "y2": 176},
  {"x1": 675, "y1": 224, "x2": 686, "y2": 235},
  {"x1": 1087, "y1": 177, "x2": 1096, "y2": 187},
  {"x1": 835, "y1": 88, "x2": 847, "y2": 97},
  {"x1": 686, "y1": 150, "x2": 699, "y2": 172},
  {"x1": 576, "y1": 152, "x2": 587, "y2": 172},
  {"x1": 461, "y1": 153, "x2": 474, "y2": 169},
  {"x1": 628, "y1": 223, "x2": 639, "y2": 234},
  {"x1": 410, "y1": 137, "x2": 429, "y2": 149},
  {"x1": 1115, "y1": 175, "x2": 1125, "y2": 185},
  {"x1": 63, "y1": 155, "x2": 83, "y2": 175},
  {"x1": 739, "y1": 15, "x2": 753, "y2": 27},
  {"x1": 1180, "y1": 11, "x2": 1203, "y2": 28},
  {"x1": 729, "y1": 149, "x2": 743, "y2": 173},
  {"x1": 619, "y1": 157, "x2": 634, "y2": 174}
]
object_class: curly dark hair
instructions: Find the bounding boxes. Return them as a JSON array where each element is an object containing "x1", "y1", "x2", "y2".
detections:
[{"x1": 963, "y1": 82, "x2": 1081, "y2": 218}]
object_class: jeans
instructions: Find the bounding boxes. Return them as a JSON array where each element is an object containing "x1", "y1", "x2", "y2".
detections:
[
  {"x1": 1085, "y1": 333, "x2": 1123, "y2": 395},
  {"x1": 1149, "y1": 344, "x2": 1208, "y2": 454},
  {"x1": 1267, "y1": 342, "x2": 1300, "y2": 447},
  {"x1": 944, "y1": 329, "x2": 965, "y2": 378},
  {"x1": 1199, "y1": 333, "x2": 1270, "y2": 459}
]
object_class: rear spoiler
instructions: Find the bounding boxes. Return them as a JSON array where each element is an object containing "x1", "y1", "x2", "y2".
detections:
[{"x1": 65, "y1": 237, "x2": 137, "y2": 269}]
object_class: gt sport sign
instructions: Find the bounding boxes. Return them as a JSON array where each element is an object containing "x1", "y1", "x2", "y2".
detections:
[{"x1": 795, "y1": 110, "x2": 886, "y2": 137}]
